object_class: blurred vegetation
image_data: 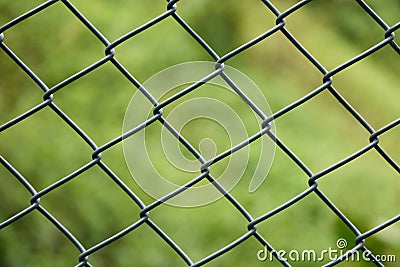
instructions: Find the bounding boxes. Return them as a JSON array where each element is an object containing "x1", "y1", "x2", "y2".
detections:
[{"x1": 0, "y1": 1, "x2": 399, "y2": 267}]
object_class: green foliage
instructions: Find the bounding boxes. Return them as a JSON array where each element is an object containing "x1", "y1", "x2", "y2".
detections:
[{"x1": 0, "y1": 1, "x2": 399, "y2": 267}]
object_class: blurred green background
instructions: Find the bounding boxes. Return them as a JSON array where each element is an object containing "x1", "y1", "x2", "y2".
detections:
[{"x1": 0, "y1": 1, "x2": 399, "y2": 267}]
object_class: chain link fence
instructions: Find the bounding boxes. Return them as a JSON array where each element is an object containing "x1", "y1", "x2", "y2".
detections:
[{"x1": 1, "y1": 1, "x2": 399, "y2": 266}]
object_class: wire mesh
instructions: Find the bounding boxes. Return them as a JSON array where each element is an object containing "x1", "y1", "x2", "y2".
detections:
[{"x1": 0, "y1": 1, "x2": 399, "y2": 266}]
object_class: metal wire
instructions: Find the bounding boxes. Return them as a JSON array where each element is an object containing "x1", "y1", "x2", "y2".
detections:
[{"x1": 0, "y1": 1, "x2": 399, "y2": 266}]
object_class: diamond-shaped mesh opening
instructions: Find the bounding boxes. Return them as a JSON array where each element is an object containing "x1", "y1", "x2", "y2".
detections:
[
  {"x1": 1, "y1": 2, "x2": 106, "y2": 85},
  {"x1": 1, "y1": 109, "x2": 91, "y2": 188}
]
